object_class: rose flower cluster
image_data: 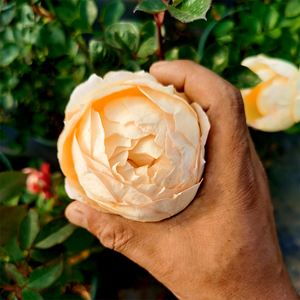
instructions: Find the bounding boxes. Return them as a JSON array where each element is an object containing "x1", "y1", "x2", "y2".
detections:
[{"x1": 58, "y1": 71, "x2": 210, "y2": 222}]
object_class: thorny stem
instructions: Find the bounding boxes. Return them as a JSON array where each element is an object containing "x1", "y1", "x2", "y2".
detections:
[{"x1": 154, "y1": 13, "x2": 165, "y2": 61}]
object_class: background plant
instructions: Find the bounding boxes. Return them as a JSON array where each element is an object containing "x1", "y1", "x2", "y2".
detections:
[{"x1": 0, "y1": 0, "x2": 299, "y2": 299}]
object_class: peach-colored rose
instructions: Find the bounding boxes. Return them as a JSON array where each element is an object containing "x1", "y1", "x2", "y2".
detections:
[
  {"x1": 58, "y1": 71, "x2": 210, "y2": 222},
  {"x1": 241, "y1": 54, "x2": 300, "y2": 132}
]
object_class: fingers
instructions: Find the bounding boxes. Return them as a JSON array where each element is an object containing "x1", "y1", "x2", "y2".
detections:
[
  {"x1": 150, "y1": 60, "x2": 251, "y2": 180},
  {"x1": 65, "y1": 201, "x2": 164, "y2": 267}
]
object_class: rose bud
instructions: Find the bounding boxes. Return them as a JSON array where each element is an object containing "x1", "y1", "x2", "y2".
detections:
[
  {"x1": 58, "y1": 71, "x2": 210, "y2": 222},
  {"x1": 23, "y1": 163, "x2": 52, "y2": 199},
  {"x1": 241, "y1": 54, "x2": 300, "y2": 132}
]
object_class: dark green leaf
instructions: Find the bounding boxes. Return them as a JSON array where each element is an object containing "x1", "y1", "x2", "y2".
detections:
[
  {"x1": 0, "y1": 4, "x2": 15, "y2": 28},
  {"x1": 165, "y1": 48, "x2": 179, "y2": 61},
  {"x1": 56, "y1": 6, "x2": 75, "y2": 22},
  {"x1": 100, "y1": 1, "x2": 125, "y2": 27},
  {"x1": 0, "y1": 205, "x2": 27, "y2": 246},
  {"x1": 173, "y1": 0, "x2": 183, "y2": 6},
  {"x1": 19, "y1": 209, "x2": 39, "y2": 250},
  {"x1": 27, "y1": 258, "x2": 63, "y2": 290},
  {"x1": 5, "y1": 263, "x2": 26, "y2": 286},
  {"x1": 21, "y1": 288, "x2": 44, "y2": 300},
  {"x1": 80, "y1": 0, "x2": 98, "y2": 26},
  {"x1": 223, "y1": 66, "x2": 262, "y2": 89},
  {"x1": 168, "y1": 0, "x2": 212, "y2": 23},
  {"x1": 30, "y1": 247, "x2": 63, "y2": 264},
  {"x1": 137, "y1": 37, "x2": 158, "y2": 58},
  {"x1": 105, "y1": 22, "x2": 139, "y2": 53},
  {"x1": 285, "y1": 0, "x2": 300, "y2": 18},
  {"x1": 35, "y1": 218, "x2": 76, "y2": 249},
  {"x1": 239, "y1": 12, "x2": 261, "y2": 35},
  {"x1": 213, "y1": 20, "x2": 235, "y2": 36},
  {"x1": 268, "y1": 28, "x2": 282, "y2": 39},
  {"x1": 203, "y1": 44, "x2": 229, "y2": 74},
  {"x1": 3, "y1": 237, "x2": 25, "y2": 261},
  {"x1": 63, "y1": 228, "x2": 96, "y2": 252},
  {"x1": 139, "y1": 21, "x2": 156, "y2": 44},
  {"x1": 284, "y1": 122, "x2": 300, "y2": 134},
  {"x1": 178, "y1": 46, "x2": 200, "y2": 63},
  {"x1": 0, "y1": 171, "x2": 26, "y2": 203},
  {"x1": 0, "y1": 43, "x2": 20, "y2": 66},
  {"x1": 134, "y1": 0, "x2": 167, "y2": 14}
]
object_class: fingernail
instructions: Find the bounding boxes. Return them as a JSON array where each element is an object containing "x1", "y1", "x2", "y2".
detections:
[{"x1": 66, "y1": 207, "x2": 89, "y2": 229}]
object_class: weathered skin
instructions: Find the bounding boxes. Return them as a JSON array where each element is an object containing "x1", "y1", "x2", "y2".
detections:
[{"x1": 66, "y1": 60, "x2": 299, "y2": 300}]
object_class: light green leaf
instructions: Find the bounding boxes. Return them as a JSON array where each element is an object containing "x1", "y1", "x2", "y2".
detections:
[
  {"x1": 223, "y1": 66, "x2": 262, "y2": 89},
  {"x1": 165, "y1": 48, "x2": 179, "y2": 61},
  {"x1": 21, "y1": 4, "x2": 35, "y2": 28},
  {"x1": 0, "y1": 43, "x2": 20, "y2": 66},
  {"x1": 0, "y1": 206, "x2": 27, "y2": 246},
  {"x1": 100, "y1": 1, "x2": 125, "y2": 27},
  {"x1": 5, "y1": 263, "x2": 26, "y2": 286},
  {"x1": 285, "y1": 0, "x2": 300, "y2": 18},
  {"x1": 27, "y1": 258, "x2": 63, "y2": 290},
  {"x1": 137, "y1": 37, "x2": 158, "y2": 58},
  {"x1": 134, "y1": 0, "x2": 167, "y2": 14},
  {"x1": 0, "y1": 171, "x2": 26, "y2": 203},
  {"x1": 19, "y1": 209, "x2": 39, "y2": 250},
  {"x1": 105, "y1": 22, "x2": 139, "y2": 53},
  {"x1": 80, "y1": 0, "x2": 98, "y2": 26},
  {"x1": 203, "y1": 44, "x2": 229, "y2": 74},
  {"x1": 213, "y1": 20, "x2": 235, "y2": 36},
  {"x1": 1, "y1": 26, "x2": 15, "y2": 43},
  {"x1": 35, "y1": 218, "x2": 76, "y2": 249},
  {"x1": 168, "y1": 0, "x2": 212, "y2": 23},
  {"x1": 22, "y1": 288, "x2": 44, "y2": 300},
  {"x1": 263, "y1": 6, "x2": 279, "y2": 31},
  {"x1": 0, "y1": 4, "x2": 15, "y2": 28},
  {"x1": 0, "y1": 92, "x2": 14, "y2": 110}
]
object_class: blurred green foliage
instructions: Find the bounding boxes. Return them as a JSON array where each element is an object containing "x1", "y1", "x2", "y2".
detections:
[{"x1": 0, "y1": 0, "x2": 299, "y2": 298}]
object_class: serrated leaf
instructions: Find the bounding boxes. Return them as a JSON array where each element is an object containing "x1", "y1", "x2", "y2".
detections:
[
  {"x1": 100, "y1": 1, "x2": 125, "y2": 27},
  {"x1": 80, "y1": 0, "x2": 98, "y2": 26},
  {"x1": 35, "y1": 218, "x2": 76, "y2": 249},
  {"x1": 0, "y1": 172, "x2": 26, "y2": 204},
  {"x1": 21, "y1": 288, "x2": 44, "y2": 300},
  {"x1": 285, "y1": 0, "x2": 300, "y2": 18},
  {"x1": 105, "y1": 22, "x2": 139, "y2": 53},
  {"x1": 223, "y1": 66, "x2": 262, "y2": 89},
  {"x1": 27, "y1": 258, "x2": 63, "y2": 290},
  {"x1": 0, "y1": 206, "x2": 27, "y2": 246},
  {"x1": 0, "y1": 43, "x2": 20, "y2": 66},
  {"x1": 137, "y1": 37, "x2": 158, "y2": 58},
  {"x1": 168, "y1": 0, "x2": 211, "y2": 23},
  {"x1": 5, "y1": 263, "x2": 26, "y2": 286},
  {"x1": 134, "y1": 0, "x2": 167, "y2": 14},
  {"x1": 19, "y1": 209, "x2": 39, "y2": 250}
]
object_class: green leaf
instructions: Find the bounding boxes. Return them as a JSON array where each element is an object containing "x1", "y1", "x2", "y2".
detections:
[
  {"x1": 35, "y1": 218, "x2": 76, "y2": 249},
  {"x1": 0, "y1": 43, "x2": 20, "y2": 66},
  {"x1": 285, "y1": 0, "x2": 300, "y2": 18},
  {"x1": 213, "y1": 20, "x2": 235, "y2": 36},
  {"x1": 137, "y1": 37, "x2": 158, "y2": 58},
  {"x1": 284, "y1": 122, "x2": 300, "y2": 134},
  {"x1": 80, "y1": 0, "x2": 98, "y2": 26},
  {"x1": 5, "y1": 263, "x2": 26, "y2": 286},
  {"x1": 168, "y1": 0, "x2": 212, "y2": 23},
  {"x1": 239, "y1": 12, "x2": 261, "y2": 35},
  {"x1": 263, "y1": 6, "x2": 279, "y2": 31},
  {"x1": 21, "y1": 288, "x2": 44, "y2": 300},
  {"x1": 55, "y1": 6, "x2": 75, "y2": 22},
  {"x1": 0, "y1": 205, "x2": 27, "y2": 246},
  {"x1": 21, "y1": 4, "x2": 35, "y2": 28},
  {"x1": 223, "y1": 66, "x2": 262, "y2": 89},
  {"x1": 139, "y1": 21, "x2": 156, "y2": 44},
  {"x1": 27, "y1": 258, "x2": 63, "y2": 290},
  {"x1": 105, "y1": 22, "x2": 139, "y2": 53},
  {"x1": 178, "y1": 46, "x2": 200, "y2": 63},
  {"x1": 134, "y1": 0, "x2": 167, "y2": 14},
  {"x1": 0, "y1": 4, "x2": 15, "y2": 28},
  {"x1": 100, "y1": 1, "x2": 125, "y2": 27},
  {"x1": 1, "y1": 26, "x2": 15, "y2": 43},
  {"x1": 165, "y1": 48, "x2": 179, "y2": 61},
  {"x1": 203, "y1": 44, "x2": 229, "y2": 74},
  {"x1": 19, "y1": 209, "x2": 39, "y2": 250},
  {"x1": 0, "y1": 92, "x2": 14, "y2": 110},
  {"x1": 30, "y1": 247, "x2": 63, "y2": 264},
  {"x1": 0, "y1": 171, "x2": 26, "y2": 204},
  {"x1": 3, "y1": 237, "x2": 25, "y2": 261}
]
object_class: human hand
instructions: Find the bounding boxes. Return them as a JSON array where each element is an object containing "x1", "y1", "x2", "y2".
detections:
[{"x1": 65, "y1": 61, "x2": 298, "y2": 300}]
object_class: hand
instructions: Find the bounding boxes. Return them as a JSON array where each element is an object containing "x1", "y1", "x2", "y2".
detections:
[{"x1": 65, "y1": 61, "x2": 298, "y2": 300}]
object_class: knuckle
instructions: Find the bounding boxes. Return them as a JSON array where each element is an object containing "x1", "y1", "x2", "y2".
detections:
[{"x1": 96, "y1": 220, "x2": 133, "y2": 252}]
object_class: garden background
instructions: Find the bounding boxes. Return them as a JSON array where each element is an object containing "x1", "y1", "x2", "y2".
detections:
[{"x1": 0, "y1": 0, "x2": 299, "y2": 299}]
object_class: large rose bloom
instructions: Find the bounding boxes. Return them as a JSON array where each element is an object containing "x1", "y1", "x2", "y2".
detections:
[
  {"x1": 58, "y1": 71, "x2": 210, "y2": 222},
  {"x1": 241, "y1": 54, "x2": 300, "y2": 132}
]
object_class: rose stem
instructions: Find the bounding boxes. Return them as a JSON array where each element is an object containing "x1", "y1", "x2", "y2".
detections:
[{"x1": 154, "y1": 12, "x2": 165, "y2": 61}]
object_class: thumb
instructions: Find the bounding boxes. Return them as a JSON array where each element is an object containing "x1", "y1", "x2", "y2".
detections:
[{"x1": 65, "y1": 201, "x2": 160, "y2": 256}]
